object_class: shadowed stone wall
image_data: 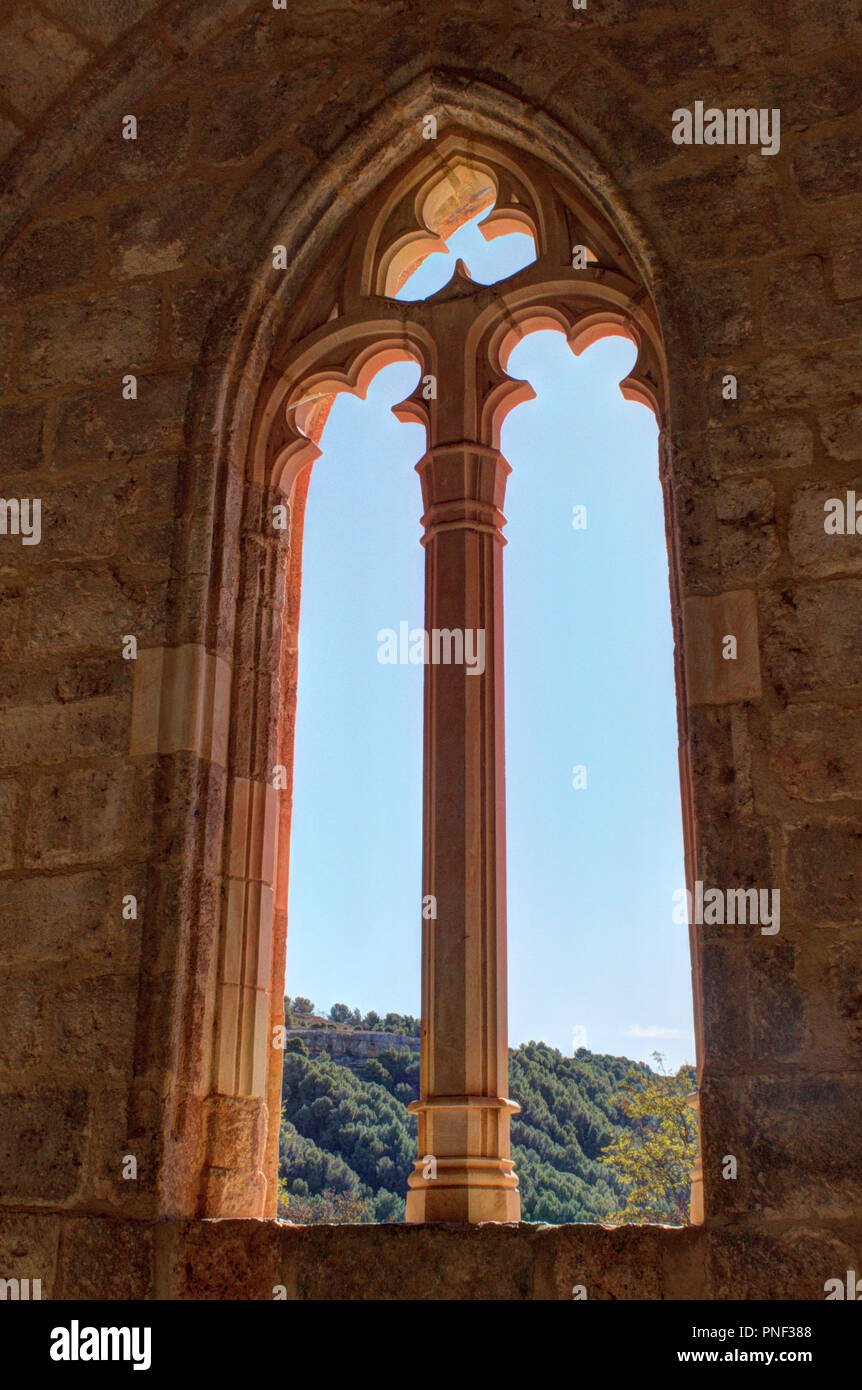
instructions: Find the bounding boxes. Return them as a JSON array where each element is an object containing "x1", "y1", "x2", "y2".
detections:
[{"x1": 0, "y1": 0, "x2": 861, "y2": 1297}]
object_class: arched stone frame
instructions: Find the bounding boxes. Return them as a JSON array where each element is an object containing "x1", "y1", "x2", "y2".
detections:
[{"x1": 135, "y1": 74, "x2": 703, "y2": 1225}]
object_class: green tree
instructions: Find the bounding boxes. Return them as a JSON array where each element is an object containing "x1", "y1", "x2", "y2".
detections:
[
  {"x1": 293, "y1": 996, "x2": 314, "y2": 1017},
  {"x1": 278, "y1": 1183, "x2": 374, "y2": 1223},
  {"x1": 598, "y1": 1052, "x2": 697, "y2": 1224},
  {"x1": 329, "y1": 1002, "x2": 352, "y2": 1024}
]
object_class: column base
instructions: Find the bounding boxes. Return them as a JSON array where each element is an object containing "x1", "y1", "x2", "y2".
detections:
[{"x1": 405, "y1": 1156, "x2": 521, "y2": 1224}]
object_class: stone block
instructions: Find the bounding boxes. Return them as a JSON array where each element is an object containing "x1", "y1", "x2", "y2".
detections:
[
  {"x1": 0, "y1": 1088, "x2": 88, "y2": 1201},
  {"x1": 0, "y1": 217, "x2": 98, "y2": 303},
  {"x1": 760, "y1": 579, "x2": 862, "y2": 694},
  {"x1": 0, "y1": 403, "x2": 44, "y2": 477},
  {"x1": 716, "y1": 479, "x2": 779, "y2": 582},
  {"x1": 784, "y1": 822, "x2": 862, "y2": 925},
  {"x1": 648, "y1": 168, "x2": 784, "y2": 262},
  {"x1": 20, "y1": 289, "x2": 161, "y2": 390},
  {"x1": 701, "y1": 1074, "x2": 862, "y2": 1222},
  {"x1": 165, "y1": 1218, "x2": 282, "y2": 1300},
  {"x1": 684, "y1": 590, "x2": 762, "y2": 705},
  {"x1": 748, "y1": 341, "x2": 862, "y2": 412},
  {"x1": 769, "y1": 702, "x2": 862, "y2": 801},
  {"x1": 707, "y1": 1228, "x2": 861, "y2": 1300},
  {"x1": 819, "y1": 403, "x2": 862, "y2": 462},
  {"x1": 24, "y1": 764, "x2": 149, "y2": 869},
  {"x1": 0, "y1": 868, "x2": 142, "y2": 967},
  {"x1": 0, "y1": 1212, "x2": 61, "y2": 1299},
  {"x1": 0, "y1": 5, "x2": 89, "y2": 119},
  {"x1": 63, "y1": 96, "x2": 194, "y2": 200},
  {"x1": 53, "y1": 375, "x2": 189, "y2": 472},
  {"x1": 0, "y1": 777, "x2": 17, "y2": 870},
  {"x1": 59, "y1": 0, "x2": 157, "y2": 45},
  {"x1": 793, "y1": 129, "x2": 862, "y2": 203},
  {"x1": 27, "y1": 568, "x2": 167, "y2": 654},
  {"x1": 107, "y1": 182, "x2": 214, "y2": 277},
  {"x1": 761, "y1": 257, "x2": 862, "y2": 350},
  {"x1": 788, "y1": 482, "x2": 862, "y2": 577},
  {"x1": 58, "y1": 1217, "x2": 154, "y2": 1299}
]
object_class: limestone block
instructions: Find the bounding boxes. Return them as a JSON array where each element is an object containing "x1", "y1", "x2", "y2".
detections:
[
  {"x1": 0, "y1": 777, "x2": 17, "y2": 870},
  {"x1": 129, "y1": 644, "x2": 231, "y2": 766},
  {"x1": 770, "y1": 703, "x2": 862, "y2": 801},
  {"x1": 0, "y1": 1212, "x2": 61, "y2": 1299},
  {"x1": 784, "y1": 822, "x2": 862, "y2": 925},
  {"x1": 24, "y1": 764, "x2": 148, "y2": 869},
  {"x1": 0, "y1": 869, "x2": 141, "y2": 967},
  {"x1": 57, "y1": 1217, "x2": 154, "y2": 1299},
  {"x1": 0, "y1": 5, "x2": 89, "y2": 119},
  {"x1": 684, "y1": 589, "x2": 762, "y2": 705},
  {"x1": 0, "y1": 217, "x2": 98, "y2": 303},
  {"x1": 0, "y1": 1088, "x2": 88, "y2": 1201},
  {"x1": 107, "y1": 182, "x2": 214, "y2": 278},
  {"x1": 760, "y1": 579, "x2": 862, "y2": 694},
  {"x1": 20, "y1": 289, "x2": 161, "y2": 390},
  {"x1": 700, "y1": 1074, "x2": 862, "y2": 1222},
  {"x1": 53, "y1": 374, "x2": 189, "y2": 471},
  {"x1": 165, "y1": 1217, "x2": 281, "y2": 1300},
  {"x1": 789, "y1": 483, "x2": 862, "y2": 577},
  {"x1": 793, "y1": 129, "x2": 862, "y2": 203},
  {"x1": 0, "y1": 403, "x2": 43, "y2": 478}
]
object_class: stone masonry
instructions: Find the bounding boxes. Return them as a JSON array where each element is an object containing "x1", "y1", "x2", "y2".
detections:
[{"x1": 0, "y1": 0, "x2": 861, "y2": 1297}]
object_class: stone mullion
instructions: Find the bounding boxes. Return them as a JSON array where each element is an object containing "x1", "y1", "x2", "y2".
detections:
[{"x1": 407, "y1": 432, "x2": 520, "y2": 1223}]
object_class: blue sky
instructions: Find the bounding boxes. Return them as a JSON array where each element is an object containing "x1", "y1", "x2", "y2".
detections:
[{"x1": 285, "y1": 212, "x2": 695, "y2": 1071}]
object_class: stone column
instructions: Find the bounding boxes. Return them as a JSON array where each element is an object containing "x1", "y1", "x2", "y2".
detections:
[{"x1": 405, "y1": 440, "x2": 521, "y2": 1223}]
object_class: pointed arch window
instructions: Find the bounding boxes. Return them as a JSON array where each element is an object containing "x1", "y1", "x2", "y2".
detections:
[{"x1": 243, "y1": 134, "x2": 677, "y2": 1223}]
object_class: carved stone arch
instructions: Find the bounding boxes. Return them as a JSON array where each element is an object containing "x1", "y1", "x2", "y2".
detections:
[{"x1": 155, "y1": 73, "x2": 698, "y2": 1224}]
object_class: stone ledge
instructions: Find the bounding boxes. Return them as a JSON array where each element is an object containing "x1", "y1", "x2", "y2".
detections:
[{"x1": 2, "y1": 1212, "x2": 860, "y2": 1300}]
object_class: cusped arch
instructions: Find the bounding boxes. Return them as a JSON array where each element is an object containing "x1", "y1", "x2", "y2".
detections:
[{"x1": 174, "y1": 76, "x2": 699, "y2": 1225}]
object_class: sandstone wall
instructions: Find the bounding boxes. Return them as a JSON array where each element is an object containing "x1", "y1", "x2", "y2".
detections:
[{"x1": 0, "y1": 0, "x2": 860, "y2": 1296}]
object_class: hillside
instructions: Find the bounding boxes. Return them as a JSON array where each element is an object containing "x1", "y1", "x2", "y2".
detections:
[{"x1": 279, "y1": 1005, "x2": 694, "y2": 1224}]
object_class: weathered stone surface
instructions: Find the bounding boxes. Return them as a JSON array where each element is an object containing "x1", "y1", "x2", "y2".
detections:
[
  {"x1": 761, "y1": 257, "x2": 862, "y2": 350},
  {"x1": 701, "y1": 1075, "x2": 862, "y2": 1222},
  {"x1": 24, "y1": 765, "x2": 149, "y2": 869},
  {"x1": 53, "y1": 377, "x2": 189, "y2": 473},
  {"x1": 0, "y1": 777, "x2": 17, "y2": 870},
  {"x1": 770, "y1": 702, "x2": 862, "y2": 801},
  {"x1": 0, "y1": 1212, "x2": 61, "y2": 1298},
  {"x1": 166, "y1": 1217, "x2": 283, "y2": 1300},
  {"x1": 57, "y1": 1217, "x2": 154, "y2": 1299},
  {"x1": 59, "y1": 0, "x2": 158, "y2": 46},
  {"x1": 0, "y1": 0, "x2": 860, "y2": 1297},
  {"x1": 707, "y1": 1227, "x2": 862, "y2": 1301},
  {"x1": 684, "y1": 590, "x2": 762, "y2": 706},
  {"x1": 107, "y1": 182, "x2": 214, "y2": 277},
  {"x1": 784, "y1": 822, "x2": 862, "y2": 925},
  {"x1": 60, "y1": 97, "x2": 195, "y2": 201},
  {"x1": 0, "y1": 403, "x2": 44, "y2": 478},
  {"x1": 0, "y1": 5, "x2": 90, "y2": 120},
  {"x1": 788, "y1": 483, "x2": 862, "y2": 577},
  {"x1": 715, "y1": 478, "x2": 779, "y2": 582},
  {"x1": 0, "y1": 217, "x2": 98, "y2": 303},
  {"x1": 26, "y1": 569, "x2": 167, "y2": 653},
  {"x1": 20, "y1": 290, "x2": 161, "y2": 390},
  {"x1": 0, "y1": 1088, "x2": 88, "y2": 1201},
  {"x1": 0, "y1": 868, "x2": 143, "y2": 967},
  {"x1": 793, "y1": 129, "x2": 862, "y2": 203},
  {"x1": 760, "y1": 580, "x2": 862, "y2": 694}
]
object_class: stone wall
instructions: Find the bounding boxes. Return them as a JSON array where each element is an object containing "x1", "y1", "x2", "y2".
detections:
[{"x1": 0, "y1": 0, "x2": 861, "y2": 1296}]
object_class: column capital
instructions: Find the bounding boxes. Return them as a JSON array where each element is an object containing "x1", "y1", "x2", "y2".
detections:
[{"x1": 416, "y1": 440, "x2": 511, "y2": 546}]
